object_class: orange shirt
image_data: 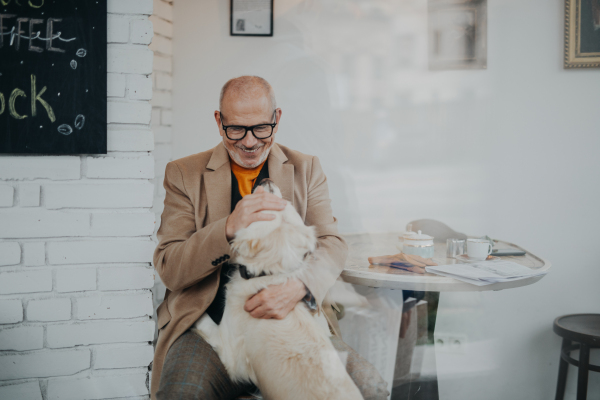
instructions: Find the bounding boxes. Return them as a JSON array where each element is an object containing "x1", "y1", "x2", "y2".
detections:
[{"x1": 230, "y1": 159, "x2": 266, "y2": 197}]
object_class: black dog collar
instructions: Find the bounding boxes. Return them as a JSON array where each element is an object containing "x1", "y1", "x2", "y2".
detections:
[
  {"x1": 238, "y1": 264, "x2": 269, "y2": 280},
  {"x1": 237, "y1": 264, "x2": 317, "y2": 312}
]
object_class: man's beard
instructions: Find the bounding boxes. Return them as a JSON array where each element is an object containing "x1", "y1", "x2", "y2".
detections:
[{"x1": 224, "y1": 140, "x2": 273, "y2": 169}]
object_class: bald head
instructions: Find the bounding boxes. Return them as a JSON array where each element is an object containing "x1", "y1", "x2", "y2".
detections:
[
  {"x1": 219, "y1": 76, "x2": 277, "y2": 114},
  {"x1": 215, "y1": 76, "x2": 281, "y2": 169}
]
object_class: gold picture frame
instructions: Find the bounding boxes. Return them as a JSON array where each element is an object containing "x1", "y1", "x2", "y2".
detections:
[{"x1": 564, "y1": 0, "x2": 600, "y2": 68}]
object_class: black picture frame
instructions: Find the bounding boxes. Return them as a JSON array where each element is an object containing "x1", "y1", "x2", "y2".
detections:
[
  {"x1": 230, "y1": 0, "x2": 274, "y2": 37},
  {"x1": 0, "y1": 0, "x2": 107, "y2": 155}
]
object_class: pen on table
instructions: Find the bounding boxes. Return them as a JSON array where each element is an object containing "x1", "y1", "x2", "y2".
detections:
[{"x1": 372, "y1": 262, "x2": 415, "y2": 272}]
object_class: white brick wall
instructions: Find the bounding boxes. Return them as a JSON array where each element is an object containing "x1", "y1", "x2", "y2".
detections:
[
  {"x1": 0, "y1": 242, "x2": 21, "y2": 265},
  {"x1": 0, "y1": 271, "x2": 52, "y2": 294},
  {"x1": 0, "y1": 349, "x2": 90, "y2": 380},
  {"x1": 45, "y1": 182, "x2": 154, "y2": 209},
  {"x1": 19, "y1": 184, "x2": 41, "y2": 207},
  {"x1": 47, "y1": 371, "x2": 149, "y2": 400},
  {"x1": 95, "y1": 344, "x2": 154, "y2": 369},
  {"x1": 56, "y1": 268, "x2": 97, "y2": 293},
  {"x1": 46, "y1": 321, "x2": 155, "y2": 348},
  {"x1": 108, "y1": 73, "x2": 127, "y2": 97},
  {"x1": 107, "y1": 129, "x2": 154, "y2": 152},
  {"x1": 0, "y1": 211, "x2": 89, "y2": 238},
  {"x1": 23, "y1": 242, "x2": 46, "y2": 266},
  {"x1": 0, "y1": 157, "x2": 80, "y2": 180},
  {"x1": 0, "y1": 185, "x2": 14, "y2": 206},
  {"x1": 0, "y1": 2, "x2": 156, "y2": 398},
  {"x1": 98, "y1": 267, "x2": 155, "y2": 291},
  {"x1": 0, "y1": 326, "x2": 44, "y2": 351},
  {"x1": 86, "y1": 155, "x2": 155, "y2": 179},
  {"x1": 27, "y1": 298, "x2": 72, "y2": 322},
  {"x1": 150, "y1": 0, "x2": 174, "y2": 317},
  {"x1": 0, "y1": 300, "x2": 23, "y2": 324},
  {"x1": 76, "y1": 293, "x2": 153, "y2": 320},
  {"x1": 0, "y1": 381, "x2": 43, "y2": 400}
]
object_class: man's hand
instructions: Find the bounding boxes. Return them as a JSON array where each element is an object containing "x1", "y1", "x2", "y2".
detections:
[
  {"x1": 226, "y1": 186, "x2": 287, "y2": 241},
  {"x1": 244, "y1": 279, "x2": 307, "y2": 319}
]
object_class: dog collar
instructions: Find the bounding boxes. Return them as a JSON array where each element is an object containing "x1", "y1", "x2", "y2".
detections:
[{"x1": 238, "y1": 264, "x2": 269, "y2": 280}]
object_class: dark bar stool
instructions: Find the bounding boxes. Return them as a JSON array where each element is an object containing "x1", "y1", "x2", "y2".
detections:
[{"x1": 553, "y1": 314, "x2": 600, "y2": 400}]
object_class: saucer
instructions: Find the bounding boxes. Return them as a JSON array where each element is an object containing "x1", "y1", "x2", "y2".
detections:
[{"x1": 454, "y1": 254, "x2": 499, "y2": 263}]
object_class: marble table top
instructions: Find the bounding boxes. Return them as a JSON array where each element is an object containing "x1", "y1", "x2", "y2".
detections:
[{"x1": 341, "y1": 232, "x2": 550, "y2": 292}]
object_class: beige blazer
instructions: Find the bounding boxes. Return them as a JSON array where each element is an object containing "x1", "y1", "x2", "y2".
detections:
[{"x1": 151, "y1": 142, "x2": 348, "y2": 399}]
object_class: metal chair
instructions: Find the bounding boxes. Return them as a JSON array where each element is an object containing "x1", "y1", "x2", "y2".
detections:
[
  {"x1": 553, "y1": 314, "x2": 600, "y2": 400},
  {"x1": 407, "y1": 219, "x2": 467, "y2": 243}
]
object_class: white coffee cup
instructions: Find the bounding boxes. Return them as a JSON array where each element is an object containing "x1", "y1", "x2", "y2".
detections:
[{"x1": 466, "y1": 239, "x2": 492, "y2": 260}]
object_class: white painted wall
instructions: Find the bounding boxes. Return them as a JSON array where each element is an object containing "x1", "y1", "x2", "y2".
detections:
[
  {"x1": 0, "y1": 1, "x2": 156, "y2": 398},
  {"x1": 172, "y1": 0, "x2": 600, "y2": 399},
  {"x1": 149, "y1": 0, "x2": 174, "y2": 321}
]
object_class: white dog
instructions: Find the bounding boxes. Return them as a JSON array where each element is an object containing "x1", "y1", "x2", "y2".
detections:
[{"x1": 192, "y1": 179, "x2": 363, "y2": 400}]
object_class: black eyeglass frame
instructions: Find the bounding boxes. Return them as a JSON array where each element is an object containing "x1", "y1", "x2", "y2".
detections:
[{"x1": 219, "y1": 110, "x2": 278, "y2": 141}]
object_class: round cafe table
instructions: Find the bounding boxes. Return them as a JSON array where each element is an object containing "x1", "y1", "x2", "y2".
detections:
[{"x1": 338, "y1": 232, "x2": 551, "y2": 399}]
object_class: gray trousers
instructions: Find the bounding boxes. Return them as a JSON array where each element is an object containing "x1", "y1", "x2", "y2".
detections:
[{"x1": 157, "y1": 330, "x2": 389, "y2": 400}]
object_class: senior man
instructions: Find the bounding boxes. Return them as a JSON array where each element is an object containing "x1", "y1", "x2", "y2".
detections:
[{"x1": 152, "y1": 76, "x2": 388, "y2": 400}]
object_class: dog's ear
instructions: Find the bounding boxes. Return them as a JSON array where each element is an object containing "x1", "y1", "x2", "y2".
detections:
[
  {"x1": 281, "y1": 204, "x2": 304, "y2": 227},
  {"x1": 248, "y1": 239, "x2": 261, "y2": 256},
  {"x1": 232, "y1": 238, "x2": 264, "y2": 260}
]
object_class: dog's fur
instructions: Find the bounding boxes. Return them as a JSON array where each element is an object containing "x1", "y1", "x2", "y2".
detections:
[{"x1": 192, "y1": 179, "x2": 363, "y2": 400}]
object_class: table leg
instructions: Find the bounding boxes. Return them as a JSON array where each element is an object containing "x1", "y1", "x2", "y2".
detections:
[
  {"x1": 424, "y1": 291, "x2": 440, "y2": 400},
  {"x1": 337, "y1": 286, "x2": 405, "y2": 398},
  {"x1": 394, "y1": 292, "x2": 440, "y2": 400},
  {"x1": 337, "y1": 288, "x2": 443, "y2": 400}
]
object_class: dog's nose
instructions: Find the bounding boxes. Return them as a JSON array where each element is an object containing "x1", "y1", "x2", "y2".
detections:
[{"x1": 256, "y1": 178, "x2": 276, "y2": 194}]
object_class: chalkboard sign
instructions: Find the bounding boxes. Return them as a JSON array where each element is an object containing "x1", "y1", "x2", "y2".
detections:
[{"x1": 0, "y1": 0, "x2": 107, "y2": 154}]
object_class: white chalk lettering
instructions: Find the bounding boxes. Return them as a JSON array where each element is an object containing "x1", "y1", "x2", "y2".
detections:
[
  {"x1": 30, "y1": 74, "x2": 55, "y2": 122},
  {"x1": 28, "y1": 18, "x2": 43, "y2": 52},
  {"x1": 0, "y1": 14, "x2": 15, "y2": 49},
  {"x1": 45, "y1": 18, "x2": 64, "y2": 53},
  {"x1": 0, "y1": 0, "x2": 45, "y2": 8},
  {"x1": 0, "y1": 75, "x2": 55, "y2": 122},
  {"x1": 0, "y1": 15, "x2": 76, "y2": 52},
  {"x1": 14, "y1": 17, "x2": 27, "y2": 50},
  {"x1": 8, "y1": 88, "x2": 27, "y2": 120}
]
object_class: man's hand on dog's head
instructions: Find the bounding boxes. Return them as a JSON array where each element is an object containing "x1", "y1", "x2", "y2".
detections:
[
  {"x1": 244, "y1": 279, "x2": 306, "y2": 319},
  {"x1": 226, "y1": 186, "x2": 287, "y2": 241}
]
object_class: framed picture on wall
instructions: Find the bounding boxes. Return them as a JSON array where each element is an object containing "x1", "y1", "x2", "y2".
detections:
[
  {"x1": 565, "y1": 0, "x2": 600, "y2": 68},
  {"x1": 428, "y1": 0, "x2": 487, "y2": 70},
  {"x1": 231, "y1": 0, "x2": 274, "y2": 36}
]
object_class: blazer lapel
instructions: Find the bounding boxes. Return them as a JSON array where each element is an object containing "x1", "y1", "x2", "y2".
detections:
[
  {"x1": 205, "y1": 144, "x2": 232, "y2": 223},
  {"x1": 269, "y1": 144, "x2": 294, "y2": 206}
]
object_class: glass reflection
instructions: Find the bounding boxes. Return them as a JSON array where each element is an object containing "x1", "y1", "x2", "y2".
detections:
[{"x1": 170, "y1": 0, "x2": 600, "y2": 398}]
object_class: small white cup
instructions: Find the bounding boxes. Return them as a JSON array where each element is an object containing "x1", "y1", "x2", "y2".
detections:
[{"x1": 467, "y1": 239, "x2": 492, "y2": 260}]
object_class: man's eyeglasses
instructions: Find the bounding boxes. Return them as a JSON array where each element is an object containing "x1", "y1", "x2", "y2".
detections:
[{"x1": 220, "y1": 110, "x2": 277, "y2": 141}]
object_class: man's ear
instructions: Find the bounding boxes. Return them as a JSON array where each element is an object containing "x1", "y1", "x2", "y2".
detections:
[
  {"x1": 273, "y1": 108, "x2": 282, "y2": 135},
  {"x1": 214, "y1": 111, "x2": 224, "y2": 137}
]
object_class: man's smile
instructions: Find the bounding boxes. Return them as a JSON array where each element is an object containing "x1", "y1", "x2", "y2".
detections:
[{"x1": 237, "y1": 146, "x2": 261, "y2": 153}]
